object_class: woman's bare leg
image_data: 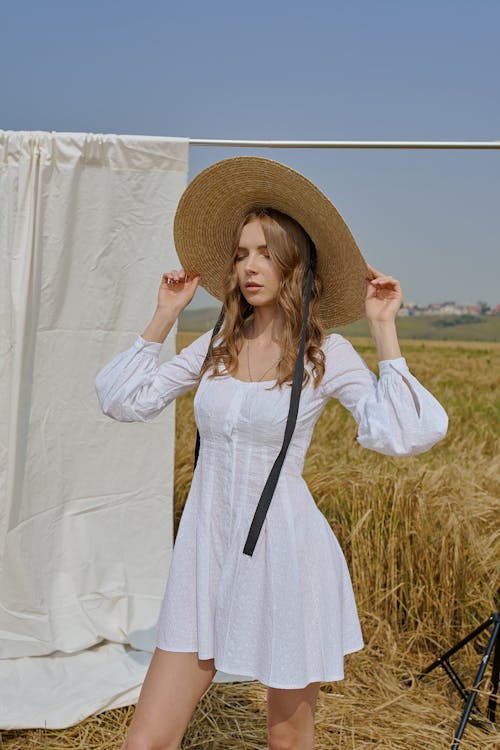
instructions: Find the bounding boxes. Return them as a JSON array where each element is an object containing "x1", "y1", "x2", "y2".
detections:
[
  {"x1": 121, "y1": 647, "x2": 217, "y2": 750},
  {"x1": 266, "y1": 681, "x2": 321, "y2": 750}
]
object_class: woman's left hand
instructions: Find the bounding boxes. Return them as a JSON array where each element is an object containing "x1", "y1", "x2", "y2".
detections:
[{"x1": 365, "y1": 262, "x2": 403, "y2": 324}]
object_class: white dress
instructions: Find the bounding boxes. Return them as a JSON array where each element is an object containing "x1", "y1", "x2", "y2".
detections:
[{"x1": 94, "y1": 328, "x2": 448, "y2": 689}]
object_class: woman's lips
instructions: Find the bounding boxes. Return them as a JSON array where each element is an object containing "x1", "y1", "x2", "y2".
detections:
[{"x1": 245, "y1": 285, "x2": 262, "y2": 292}]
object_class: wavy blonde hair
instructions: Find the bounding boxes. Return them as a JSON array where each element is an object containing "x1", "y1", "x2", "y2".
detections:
[{"x1": 196, "y1": 208, "x2": 327, "y2": 390}]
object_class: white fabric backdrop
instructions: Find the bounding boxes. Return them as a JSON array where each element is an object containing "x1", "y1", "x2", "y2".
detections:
[{"x1": 0, "y1": 131, "x2": 199, "y2": 728}]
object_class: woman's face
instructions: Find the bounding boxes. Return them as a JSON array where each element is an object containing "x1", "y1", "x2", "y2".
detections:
[{"x1": 235, "y1": 218, "x2": 282, "y2": 308}]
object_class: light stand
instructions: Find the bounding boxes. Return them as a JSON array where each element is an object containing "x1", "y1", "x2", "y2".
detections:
[{"x1": 418, "y1": 611, "x2": 499, "y2": 749}]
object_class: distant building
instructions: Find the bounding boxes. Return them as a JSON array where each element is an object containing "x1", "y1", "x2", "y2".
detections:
[{"x1": 397, "y1": 300, "x2": 493, "y2": 317}]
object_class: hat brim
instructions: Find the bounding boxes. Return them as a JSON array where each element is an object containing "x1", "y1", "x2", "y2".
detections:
[{"x1": 173, "y1": 156, "x2": 370, "y2": 328}]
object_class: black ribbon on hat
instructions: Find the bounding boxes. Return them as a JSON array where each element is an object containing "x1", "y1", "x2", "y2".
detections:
[{"x1": 194, "y1": 242, "x2": 317, "y2": 556}]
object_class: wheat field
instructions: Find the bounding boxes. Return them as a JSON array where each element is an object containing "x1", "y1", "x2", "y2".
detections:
[{"x1": 3, "y1": 335, "x2": 499, "y2": 749}]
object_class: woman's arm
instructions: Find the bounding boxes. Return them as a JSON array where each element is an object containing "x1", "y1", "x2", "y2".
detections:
[
  {"x1": 367, "y1": 319, "x2": 401, "y2": 361},
  {"x1": 141, "y1": 268, "x2": 201, "y2": 343},
  {"x1": 320, "y1": 336, "x2": 448, "y2": 456},
  {"x1": 94, "y1": 326, "x2": 213, "y2": 422},
  {"x1": 365, "y1": 262, "x2": 422, "y2": 410},
  {"x1": 94, "y1": 268, "x2": 204, "y2": 422},
  {"x1": 319, "y1": 263, "x2": 448, "y2": 455},
  {"x1": 367, "y1": 319, "x2": 421, "y2": 415},
  {"x1": 141, "y1": 306, "x2": 178, "y2": 344}
]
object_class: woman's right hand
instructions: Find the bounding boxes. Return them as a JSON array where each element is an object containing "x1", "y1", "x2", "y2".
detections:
[{"x1": 157, "y1": 269, "x2": 201, "y2": 313}]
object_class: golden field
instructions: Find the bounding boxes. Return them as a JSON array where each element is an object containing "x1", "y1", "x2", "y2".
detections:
[{"x1": 3, "y1": 335, "x2": 499, "y2": 749}]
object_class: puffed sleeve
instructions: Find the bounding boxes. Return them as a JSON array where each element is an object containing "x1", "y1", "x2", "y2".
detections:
[
  {"x1": 320, "y1": 333, "x2": 449, "y2": 456},
  {"x1": 94, "y1": 328, "x2": 214, "y2": 422}
]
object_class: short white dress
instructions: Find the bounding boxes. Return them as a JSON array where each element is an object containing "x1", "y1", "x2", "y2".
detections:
[{"x1": 94, "y1": 327, "x2": 448, "y2": 689}]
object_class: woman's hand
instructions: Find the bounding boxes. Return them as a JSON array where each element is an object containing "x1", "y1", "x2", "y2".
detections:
[
  {"x1": 157, "y1": 268, "x2": 201, "y2": 313},
  {"x1": 365, "y1": 262, "x2": 403, "y2": 325}
]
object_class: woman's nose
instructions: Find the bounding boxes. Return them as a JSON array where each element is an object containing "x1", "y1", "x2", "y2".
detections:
[{"x1": 242, "y1": 252, "x2": 258, "y2": 273}]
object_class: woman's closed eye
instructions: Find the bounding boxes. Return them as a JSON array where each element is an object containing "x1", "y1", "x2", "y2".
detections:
[{"x1": 235, "y1": 252, "x2": 271, "y2": 261}]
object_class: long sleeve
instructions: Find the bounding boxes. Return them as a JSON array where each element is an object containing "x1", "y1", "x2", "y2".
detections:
[
  {"x1": 320, "y1": 333, "x2": 449, "y2": 456},
  {"x1": 94, "y1": 329, "x2": 213, "y2": 422}
]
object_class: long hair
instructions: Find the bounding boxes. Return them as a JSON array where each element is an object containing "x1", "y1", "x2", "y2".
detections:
[{"x1": 196, "y1": 208, "x2": 327, "y2": 390}]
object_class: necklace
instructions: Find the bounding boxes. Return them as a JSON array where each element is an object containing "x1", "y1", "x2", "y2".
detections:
[{"x1": 246, "y1": 322, "x2": 282, "y2": 382}]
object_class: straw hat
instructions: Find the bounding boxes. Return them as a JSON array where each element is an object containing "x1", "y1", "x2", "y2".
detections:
[{"x1": 173, "y1": 156, "x2": 372, "y2": 328}]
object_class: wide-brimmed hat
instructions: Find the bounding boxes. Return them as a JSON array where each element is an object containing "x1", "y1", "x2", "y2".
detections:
[{"x1": 173, "y1": 156, "x2": 372, "y2": 328}]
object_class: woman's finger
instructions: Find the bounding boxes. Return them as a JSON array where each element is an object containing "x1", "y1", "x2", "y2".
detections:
[
  {"x1": 162, "y1": 270, "x2": 200, "y2": 287},
  {"x1": 370, "y1": 276, "x2": 400, "y2": 285},
  {"x1": 163, "y1": 269, "x2": 184, "y2": 282},
  {"x1": 365, "y1": 262, "x2": 383, "y2": 277}
]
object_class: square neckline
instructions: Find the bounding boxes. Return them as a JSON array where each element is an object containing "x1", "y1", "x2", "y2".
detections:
[{"x1": 225, "y1": 374, "x2": 277, "y2": 385}]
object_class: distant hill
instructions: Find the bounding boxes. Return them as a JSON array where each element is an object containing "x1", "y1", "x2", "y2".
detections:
[
  {"x1": 179, "y1": 306, "x2": 223, "y2": 332},
  {"x1": 178, "y1": 306, "x2": 500, "y2": 342}
]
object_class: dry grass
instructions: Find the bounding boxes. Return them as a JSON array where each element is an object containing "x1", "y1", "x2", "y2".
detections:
[{"x1": 3, "y1": 336, "x2": 499, "y2": 749}]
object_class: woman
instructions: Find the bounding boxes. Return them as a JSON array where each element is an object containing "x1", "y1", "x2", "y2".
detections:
[{"x1": 94, "y1": 157, "x2": 448, "y2": 750}]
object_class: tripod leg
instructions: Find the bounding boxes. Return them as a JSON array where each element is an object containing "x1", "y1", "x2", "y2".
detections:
[
  {"x1": 451, "y1": 618, "x2": 500, "y2": 749},
  {"x1": 487, "y1": 626, "x2": 500, "y2": 723}
]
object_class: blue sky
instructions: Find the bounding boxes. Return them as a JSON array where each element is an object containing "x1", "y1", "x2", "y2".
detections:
[{"x1": 2, "y1": 0, "x2": 499, "y2": 308}]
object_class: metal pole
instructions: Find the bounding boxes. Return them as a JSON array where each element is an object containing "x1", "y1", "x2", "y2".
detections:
[
  {"x1": 451, "y1": 615, "x2": 500, "y2": 749},
  {"x1": 189, "y1": 138, "x2": 500, "y2": 149}
]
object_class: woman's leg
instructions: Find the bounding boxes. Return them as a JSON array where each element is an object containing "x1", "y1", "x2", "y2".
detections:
[
  {"x1": 266, "y1": 681, "x2": 321, "y2": 750},
  {"x1": 121, "y1": 647, "x2": 217, "y2": 750}
]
